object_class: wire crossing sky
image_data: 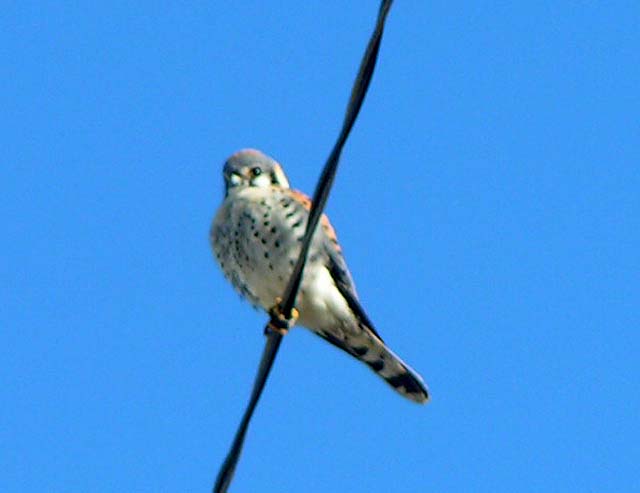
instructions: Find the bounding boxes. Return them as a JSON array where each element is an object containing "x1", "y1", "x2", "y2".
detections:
[
  {"x1": 2, "y1": 2, "x2": 639, "y2": 492},
  {"x1": 214, "y1": 2, "x2": 394, "y2": 491}
]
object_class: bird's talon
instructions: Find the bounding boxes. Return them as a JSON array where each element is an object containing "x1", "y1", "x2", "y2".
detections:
[{"x1": 266, "y1": 297, "x2": 298, "y2": 335}]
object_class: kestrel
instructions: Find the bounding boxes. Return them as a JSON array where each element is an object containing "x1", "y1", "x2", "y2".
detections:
[{"x1": 211, "y1": 149, "x2": 429, "y2": 403}]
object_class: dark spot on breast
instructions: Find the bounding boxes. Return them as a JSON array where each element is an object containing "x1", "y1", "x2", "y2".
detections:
[
  {"x1": 264, "y1": 252, "x2": 269, "y2": 259},
  {"x1": 268, "y1": 263, "x2": 274, "y2": 270},
  {"x1": 274, "y1": 240, "x2": 280, "y2": 248},
  {"x1": 292, "y1": 219, "x2": 302, "y2": 228},
  {"x1": 253, "y1": 232, "x2": 259, "y2": 238},
  {"x1": 263, "y1": 221, "x2": 270, "y2": 226},
  {"x1": 261, "y1": 238, "x2": 267, "y2": 245},
  {"x1": 285, "y1": 211, "x2": 296, "y2": 218},
  {"x1": 353, "y1": 346, "x2": 368, "y2": 356},
  {"x1": 271, "y1": 226, "x2": 276, "y2": 233}
]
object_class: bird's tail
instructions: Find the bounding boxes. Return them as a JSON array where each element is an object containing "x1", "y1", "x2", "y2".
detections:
[{"x1": 315, "y1": 327, "x2": 430, "y2": 404}]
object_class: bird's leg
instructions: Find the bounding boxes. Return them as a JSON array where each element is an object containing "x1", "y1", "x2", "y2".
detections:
[{"x1": 266, "y1": 297, "x2": 299, "y2": 335}]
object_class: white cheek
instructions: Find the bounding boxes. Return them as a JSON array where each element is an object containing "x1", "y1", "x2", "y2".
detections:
[{"x1": 251, "y1": 174, "x2": 272, "y2": 188}]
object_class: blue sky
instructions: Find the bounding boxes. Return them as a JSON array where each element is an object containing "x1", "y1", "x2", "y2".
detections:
[{"x1": 2, "y1": 2, "x2": 639, "y2": 492}]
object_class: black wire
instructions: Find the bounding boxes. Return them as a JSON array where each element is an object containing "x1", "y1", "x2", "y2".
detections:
[
  {"x1": 213, "y1": 335, "x2": 282, "y2": 493},
  {"x1": 280, "y1": 0, "x2": 393, "y2": 318},
  {"x1": 213, "y1": 2, "x2": 394, "y2": 491}
]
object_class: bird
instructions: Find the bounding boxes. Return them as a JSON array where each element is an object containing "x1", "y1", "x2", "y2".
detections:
[{"x1": 210, "y1": 149, "x2": 429, "y2": 403}]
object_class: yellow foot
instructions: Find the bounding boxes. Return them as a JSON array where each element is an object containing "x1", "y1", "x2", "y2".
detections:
[{"x1": 266, "y1": 297, "x2": 299, "y2": 335}]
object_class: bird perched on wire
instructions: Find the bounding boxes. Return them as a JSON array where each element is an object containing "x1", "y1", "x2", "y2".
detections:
[{"x1": 211, "y1": 149, "x2": 429, "y2": 403}]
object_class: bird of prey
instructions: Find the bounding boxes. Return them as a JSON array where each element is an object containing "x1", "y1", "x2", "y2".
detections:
[{"x1": 211, "y1": 149, "x2": 429, "y2": 403}]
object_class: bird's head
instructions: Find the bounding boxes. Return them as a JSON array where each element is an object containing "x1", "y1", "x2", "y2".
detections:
[{"x1": 222, "y1": 149, "x2": 290, "y2": 195}]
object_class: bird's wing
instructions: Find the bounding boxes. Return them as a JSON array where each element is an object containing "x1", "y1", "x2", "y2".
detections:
[{"x1": 284, "y1": 190, "x2": 429, "y2": 403}]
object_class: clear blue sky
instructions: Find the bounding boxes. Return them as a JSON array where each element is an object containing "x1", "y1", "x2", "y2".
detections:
[{"x1": 2, "y1": 2, "x2": 639, "y2": 492}]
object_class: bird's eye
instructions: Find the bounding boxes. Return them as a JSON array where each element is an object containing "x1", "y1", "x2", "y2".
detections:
[{"x1": 251, "y1": 167, "x2": 262, "y2": 177}]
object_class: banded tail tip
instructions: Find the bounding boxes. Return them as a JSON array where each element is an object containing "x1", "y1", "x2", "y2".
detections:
[{"x1": 385, "y1": 371, "x2": 430, "y2": 404}]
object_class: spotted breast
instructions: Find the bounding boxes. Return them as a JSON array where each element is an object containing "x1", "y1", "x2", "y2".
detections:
[{"x1": 211, "y1": 149, "x2": 430, "y2": 403}]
